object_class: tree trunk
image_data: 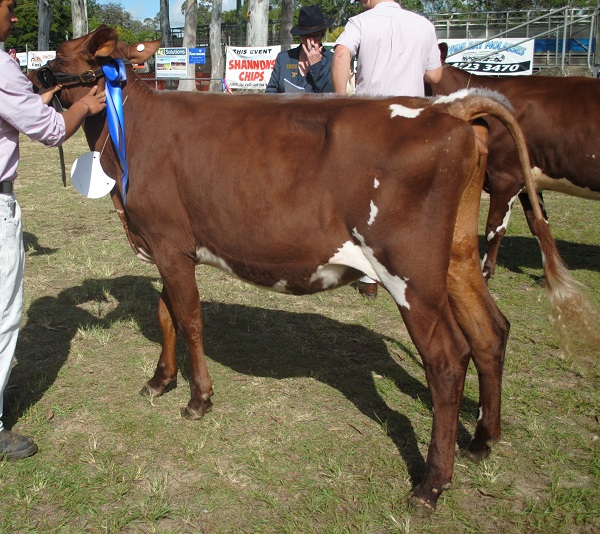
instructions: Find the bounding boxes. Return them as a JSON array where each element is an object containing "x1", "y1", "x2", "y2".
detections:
[
  {"x1": 160, "y1": 0, "x2": 171, "y2": 47},
  {"x1": 71, "y1": 0, "x2": 88, "y2": 38},
  {"x1": 160, "y1": 0, "x2": 177, "y2": 89},
  {"x1": 210, "y1": 0, "x2": 224, "y2": 92},
  {"x1": 178, "y1": 0, "x2": 198, "y2": 92},
  {"x1": 279, "y1": 0, "x2": 293, "y2": 51},
  {"x1": 247, "y1": 0, "x2": 269, "y2": 47},
  {"x1": 37, "y1": 0, "x2": 53, "y2": 51}
]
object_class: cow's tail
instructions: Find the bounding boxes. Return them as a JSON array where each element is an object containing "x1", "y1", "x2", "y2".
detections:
[{"x1": 441, "y1": 89, "x2": 600, "y2": 356}]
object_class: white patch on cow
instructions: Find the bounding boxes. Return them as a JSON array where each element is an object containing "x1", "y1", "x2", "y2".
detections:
[
  {"x1": 477, "y1": 406, "x2": 483, "y2": 422},
  {"x1": 310, "y1": 241, "x2": 378, "y2": 289},
  {"x1": 531, "y1": 166, "x2": 600, "y2": 200},
  {"x1": 389, "y1": 104, "x2": 423, "y2": 119},
  {"x1": 272, "y1": 280, "x2": 289, "y2": 293},
  {"x1": 196, "y1": 247, "x2": 291, "y2": 293},
  {"x1": 352, "y1": 229, "x2": 411, "y2": 309},
  {"x1": 480, "y1": 253, "x2": 488, "y2": 273},
  {"x1": 433, "y1": 89, "x2": 472, "y2": 105},
  {"x1": 486, "y1": 193, "x2": 519, "y2": 242},
  {"x1": 196, "y1": 247, "x2": 235, "y2": 275},
  {"x1": 136, "y1": 247, "x2": 155, "y2": 264},
  {"x1": 136, "y1": 44, "x2": 145, "y2": 52},
  {"x1": 368, "y1": 201, "x2": 378, "y2": 226},
  {"x1": 374, "y1": 178, "x2": 380, "y2": 189}
]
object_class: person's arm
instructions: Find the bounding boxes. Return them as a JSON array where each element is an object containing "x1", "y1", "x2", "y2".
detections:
[
  {"x1": 332, "y1": 45, "x2": 352, "y2": 95},
  {"x1": 424, "y1": 66, "x2": 443, "y2": 86},
  {"x1": 306, "y1": 50, "x2": 333, "y2": 93},
  {"x1": 60, "y1": 85, "x2": 106, "y2": 140}
]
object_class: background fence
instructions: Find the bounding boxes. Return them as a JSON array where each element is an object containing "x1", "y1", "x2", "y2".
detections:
[{"x1": 143, "y1": 7, "x2": 600, "y2": 91}]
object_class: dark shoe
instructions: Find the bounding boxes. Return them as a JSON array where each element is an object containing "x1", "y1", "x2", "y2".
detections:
[
  {"x1": 357, "y1": 281, "x2": 378, "y2": 299},
  {"x1": 0, "y1": 429, "x2": 38, "y2": 459}
]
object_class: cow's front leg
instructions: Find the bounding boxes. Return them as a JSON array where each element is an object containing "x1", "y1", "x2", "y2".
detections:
[
  {"x1": 155, "y1": 260, "x2": 213, "y2": 419},
  {"x1": 482, "y1": 174, "x2": 521, "y2": 281},
  {"x1": 142, "y1": 288, "x2": 178, "y2": 397}
]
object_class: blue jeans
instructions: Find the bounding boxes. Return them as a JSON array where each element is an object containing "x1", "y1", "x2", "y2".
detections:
[{"x1": 0, "y1": 193, "x2": 24, "y2": 432}]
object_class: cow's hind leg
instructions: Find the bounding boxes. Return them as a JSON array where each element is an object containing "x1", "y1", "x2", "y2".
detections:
[
  {"x1": 397, "y1": 299, "x2": 472, "y2": 512},
  {"x1": 449, "y1": 123, "x2": 510, "y2": 461},
  {"x1": 142, "y1": 288, "x2": 179, "y2": 397},
  {"x1": 448, "y1": 250, "x2": 509, "y2": 461},
  {"x1": 153, "y1": 254, "x2": 213, "y2": 419}
]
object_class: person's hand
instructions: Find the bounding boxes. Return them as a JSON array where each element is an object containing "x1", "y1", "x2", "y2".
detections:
[
  {"x1": 79, "y1": 86, "x2": 106, "y2": 116},
  {"x1": 302, "y1": 37, "x2": 323, "y2": 66},
  {"x1": 40, "y1": 85, "x2": 61, "y2": 106}
]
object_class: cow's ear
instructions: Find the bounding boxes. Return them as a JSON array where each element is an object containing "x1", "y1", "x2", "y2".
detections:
[
  {"x1": 89, "y1": 25, "x2": 118, "y2": 58},
  {"x1": 439, "y1": 42, "x2": 448, "y2": 63},
  {"x1": 124, "y1": 40, "x2": 161, "y2": 64}
]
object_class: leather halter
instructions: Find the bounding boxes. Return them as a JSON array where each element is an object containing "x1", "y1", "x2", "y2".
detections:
[
  {"x1": 36, "y1": 62, "x2": 105, "y2": 90},
  {"x1": 36, "y1": 58, "x2": 132, "y2": 90}
]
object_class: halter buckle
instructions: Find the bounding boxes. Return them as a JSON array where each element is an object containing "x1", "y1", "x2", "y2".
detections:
[{"x1": 79, "y1": 70, "x2": 98, "y2": 83}]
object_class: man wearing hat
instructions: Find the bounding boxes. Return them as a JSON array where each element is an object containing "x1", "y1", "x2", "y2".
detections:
[{"x1": 266, "y1": 5, "x2": 334, "y2": 93}]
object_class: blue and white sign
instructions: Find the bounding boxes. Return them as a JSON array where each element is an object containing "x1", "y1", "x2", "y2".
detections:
[
  {"x1": 441, "y1": 38, "x2": 535, "y2": 76},
  {"x1": 189, "y1": 48, "x2": 206, "y2": 65}
]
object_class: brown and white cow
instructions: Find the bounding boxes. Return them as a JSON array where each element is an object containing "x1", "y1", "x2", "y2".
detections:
[
  {"x1": 39, "y1": 26, "x2": 597, "y2": 512},
  {"x1": 431, "y1": 42, "x2": 600, "y2": 280}
]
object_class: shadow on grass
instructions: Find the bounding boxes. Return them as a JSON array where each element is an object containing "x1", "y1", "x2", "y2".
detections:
[
  {"x1": 23, "y1": 231, "x2": 59, "y2": 256},
  {"x1": 479, "y1": 235, "x2": 600, "y2": 279},
  {"x1": 8, "y1": 275, "x2": 482, "y2": 486}
]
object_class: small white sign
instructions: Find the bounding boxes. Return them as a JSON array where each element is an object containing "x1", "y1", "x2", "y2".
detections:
[
  {"x1": 441, "y1": 38, "x2": 535, "y2": 76},
  {"x1": 70, "y1": 152, "x2": 116, "y2": 199}
]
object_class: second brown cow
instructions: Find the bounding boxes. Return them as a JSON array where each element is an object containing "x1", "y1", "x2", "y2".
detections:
[{"x1": 432, "y1": 42, "x2": 600, "y2": 280}]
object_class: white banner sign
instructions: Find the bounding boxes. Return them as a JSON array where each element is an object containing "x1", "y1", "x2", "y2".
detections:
[
  {"x1": 26, "y1": 51, "x2": 56, "y2": 70},
  {"x1": 442, "y1": 38, "x2": 535, "y2": 76},
  {"x1": 225, "y1": 46, "x2": 281, "y2": 90},
  {"x1": 156, "y1": 47, "x2": 188, "y2": 79}
]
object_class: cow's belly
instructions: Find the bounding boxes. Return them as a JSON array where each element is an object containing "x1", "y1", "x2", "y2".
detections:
[
  {"x1": 531, "y1": 166, "x2": 600, "y2": 200},
  {"x1": 193, "y1": 232, "x2": 411, "y2": 309},
  {"x1": 194, "y1": 240, "x2": 378, "y2": 294}
]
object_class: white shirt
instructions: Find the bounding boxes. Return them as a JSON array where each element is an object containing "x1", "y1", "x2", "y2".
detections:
[
  {"x1": 0, "y1": 50, "x2": 66, "y2": 182},
  {"x1": 335, "y1": 2, "x2": 441, "y2": 97}
]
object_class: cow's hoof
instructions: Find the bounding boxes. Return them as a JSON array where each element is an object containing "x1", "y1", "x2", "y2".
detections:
[
  {"x1": 462, "y1": 441, "x2": 492, "y2": 463},
  {"x1": 180, "y1": 399, "x2": 213, "y2": 420},
  {"x1": 140, "y1": 380, "x2": 176, "y2": 398},
  {"x1": 408, "y1": 494, "x2": 436, "y2": 514}
]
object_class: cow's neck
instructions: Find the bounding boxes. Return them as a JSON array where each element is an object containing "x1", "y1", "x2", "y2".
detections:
[{"x1": 83, "y1": 70, "x2": 151, "y2": 150}]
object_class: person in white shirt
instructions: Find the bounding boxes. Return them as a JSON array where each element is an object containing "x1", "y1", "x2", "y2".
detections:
[
  {"x1": 0, "y1": 0, "x2": 105, "y2": 459},
  {"x1": 332, "y1": 0, "x2": 442, "y2": 297}
]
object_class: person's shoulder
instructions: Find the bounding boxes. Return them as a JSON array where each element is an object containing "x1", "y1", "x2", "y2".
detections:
[{"x1": 0, "y1": 51, "x2": 24, "y2": 83}]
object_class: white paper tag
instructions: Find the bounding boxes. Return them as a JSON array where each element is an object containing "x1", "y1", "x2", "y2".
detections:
[{"x1": 70, "y1": 151, "x2": 116, "y2": 199}]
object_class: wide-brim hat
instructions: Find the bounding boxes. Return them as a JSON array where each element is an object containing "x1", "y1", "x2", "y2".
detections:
[{"x1": 290, "y1": 5, "x2": 334, "y2": 36}]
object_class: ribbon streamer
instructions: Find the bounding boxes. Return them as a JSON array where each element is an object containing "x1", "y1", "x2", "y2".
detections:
[{"x1": 101, "y1": 59, "x2": 130, "y2": 205}]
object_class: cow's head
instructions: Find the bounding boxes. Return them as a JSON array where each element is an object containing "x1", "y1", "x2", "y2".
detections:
[{"x1": 34, "y1": 25, "x2": 159, "y2": 108}]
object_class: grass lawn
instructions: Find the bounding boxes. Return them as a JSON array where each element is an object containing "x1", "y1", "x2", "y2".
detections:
[{"x1": 0, "y1": 131, "x2": 598, "y2": 533}]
